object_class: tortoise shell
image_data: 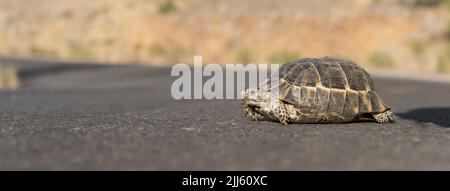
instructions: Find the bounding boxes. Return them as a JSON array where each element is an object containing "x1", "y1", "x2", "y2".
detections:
[{"x1": 264, "y1": 57, "x2": 390, "y2": 118}]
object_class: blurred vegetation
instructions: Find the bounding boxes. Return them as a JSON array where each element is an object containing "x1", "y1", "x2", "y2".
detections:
[
  {"x1": 7, "y1": 48, "x2": 19, "y2": 57},
  {"x1": 409, "y1": 40, "x2": 425, "y2": 55},
  {"x1": 437, "y1": 56, "x2": 450, "y2": 73},
  {"x1": 446, "y1": 21, "x2": 450, "y2": 40},
  {"x1": 149, "y1": 43, "x2": 166, "y2": 56},
  {"x1": 159, "y1": 0, "x2": 177, "y2": 15},
  {"x1": 444, "y1": 0, "x2": 450, "y2": 8},
  {"x1": 439, "y1": 18, "x2": 450, "y2": 73},
  {"x1": 367, "y1": 51, "x2": 395, "y2": 68},
  {"x1": 0, "y1": 64, "x2": 19, "y2": 90},
  {"x1": 408, "y1": 0, "x2": 442, "y2": 7},
  {"x1": 235, "y1": 48, "x2": 254, "y2": 64},
  {"x1": 29, "y1": 45, "x2": 58, "y2": 58},
  {"x1": 437, "y1": 41, "x2": 450, "y2": 73},
  {"x1": 148, "y1": 42, "x2": 192, "y2": 63},
  {"x1": 134, "y1": 43, "x2": 143, "y2": 52},
  {"x1": 69, "y1": 44, "x2": 92, "y2": 59},
  {"x1": 0, "y1": 0, "x2": 449, "y2": 75},
  {"x1": 268, "y1": 50, "x2": 301, "y2": 64}
]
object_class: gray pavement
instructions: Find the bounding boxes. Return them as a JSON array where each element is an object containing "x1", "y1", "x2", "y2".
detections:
[{"x1": 1, "y1": 58, "x2": 450, "y2": 170}]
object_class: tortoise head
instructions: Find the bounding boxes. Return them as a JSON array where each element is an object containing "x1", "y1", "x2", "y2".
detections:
[{"x1": 241, "y1": 87, "x2": 272, "y2": 115}]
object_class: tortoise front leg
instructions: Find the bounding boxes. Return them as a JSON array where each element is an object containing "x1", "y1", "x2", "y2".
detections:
[{"x1": 269, "y1": 97, "x2": 289, "y2": 125}]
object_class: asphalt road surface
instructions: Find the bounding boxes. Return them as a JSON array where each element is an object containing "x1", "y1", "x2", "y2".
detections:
[{"x1": 1, "y1": 58, "x2": 450, "y2": 170}]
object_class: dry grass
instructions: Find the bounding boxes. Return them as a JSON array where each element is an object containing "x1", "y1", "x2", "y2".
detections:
[{"x1": 0, "y1": 0, "x2": 449, "y2": 74}]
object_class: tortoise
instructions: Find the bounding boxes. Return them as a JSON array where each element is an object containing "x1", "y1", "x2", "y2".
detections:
[{"x1": 242, "y1": 57, "x2": 394, "y2": 125}]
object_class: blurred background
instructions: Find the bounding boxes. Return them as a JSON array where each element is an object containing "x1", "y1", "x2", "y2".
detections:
[{"x1": 0, "y1": 0, "x2": 450, "y2": 89}]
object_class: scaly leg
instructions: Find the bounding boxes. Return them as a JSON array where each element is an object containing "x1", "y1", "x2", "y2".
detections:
[
  {"x1": 373, "y1": 110, "x2": 394, "y2": 123},
  {"x1": 269, "y1": 97, "x2": 289, "y2": 125}
]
